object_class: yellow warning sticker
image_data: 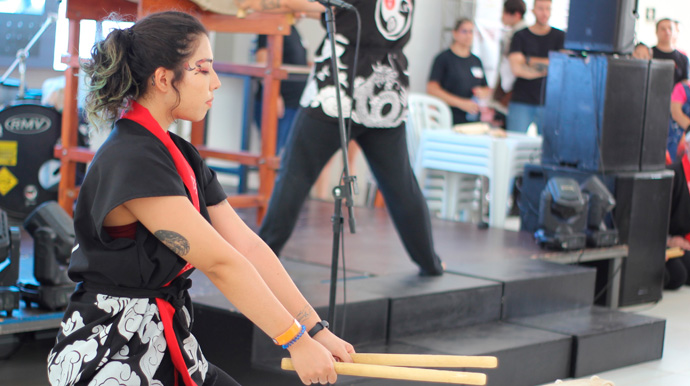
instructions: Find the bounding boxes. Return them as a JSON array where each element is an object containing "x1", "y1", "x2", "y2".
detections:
[
  {"x1": 0, "y1": 141, "x2": 18, "y2": 166},
  {"x1": 0, "y1": 167, "x2": 18, "y2": 196}
]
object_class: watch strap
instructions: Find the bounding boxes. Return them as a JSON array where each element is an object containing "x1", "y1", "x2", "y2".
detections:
[{"x1": 308, "y1": 320, "x2": 329, "y2": 338}]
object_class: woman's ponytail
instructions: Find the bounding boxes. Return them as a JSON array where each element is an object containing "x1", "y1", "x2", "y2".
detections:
[{"x1": 82, "y1": 27, "x2": 138, "y2": 130}]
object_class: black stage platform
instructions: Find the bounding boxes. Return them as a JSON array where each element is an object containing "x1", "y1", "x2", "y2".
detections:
[{"x1": 190, "y1": 200, "x2": 665, "y2": 386}]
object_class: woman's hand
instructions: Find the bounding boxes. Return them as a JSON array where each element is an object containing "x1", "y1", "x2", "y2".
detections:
[
  {"x1": 312, "y1": 329, "x2": 355, "y2": 363},
  {"x1": 287, "y1": 335, "x2": 338, "y2": 385}
]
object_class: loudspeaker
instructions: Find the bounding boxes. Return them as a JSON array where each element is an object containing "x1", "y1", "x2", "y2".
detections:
[
  {"x1": 542, "y1": 53, "x2": 674, "y2": 172},
  {"x1": 614, "y1": 170, "x2": 673, "y2": 306},
  {"x1": 564, "y1": 0, "x2": 638, "y2": 54},
  {"x1": 519, "y1": 164, "x2": 673, "y2": 307},
  {"x1": 641, "y1": 60, "x2": 677, "y2": 171}
]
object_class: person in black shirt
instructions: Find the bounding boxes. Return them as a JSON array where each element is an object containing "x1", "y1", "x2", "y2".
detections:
[
  {"x1": 238, "y1": 0, "x2": 445, "y2": 277},
  {"x1": 427, "y1": 18, "x2": 491, "y2": 125},
  {"x1": 507, "y1": 0, "x2": 564, "y2": 134},
  {"x1": 48, "y1": 11, "x2": 354, "y2": 386},
  {"x1": 653, "y1": 18, "x2": 690, "y2": 85},
  {"x1": 254, "y1": 25, "x2": 308, "y2": 153}
]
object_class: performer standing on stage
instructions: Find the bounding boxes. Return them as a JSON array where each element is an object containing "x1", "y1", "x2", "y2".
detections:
[
  {"x1": 236, "y1": 0, "x2": 445, "y2": 277},
  {"x1": 47, "y1": 11, "x2": 353, "y2": 386}
]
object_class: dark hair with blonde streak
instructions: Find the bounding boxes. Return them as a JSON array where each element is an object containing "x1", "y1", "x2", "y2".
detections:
[{"x1": 82, "y1": 11, "x2": 208, "y2": 129}]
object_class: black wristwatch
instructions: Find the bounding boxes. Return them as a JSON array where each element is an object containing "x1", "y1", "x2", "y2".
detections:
[{"x1": 308, "y1": 320, "x2": 329, "y2": 338}]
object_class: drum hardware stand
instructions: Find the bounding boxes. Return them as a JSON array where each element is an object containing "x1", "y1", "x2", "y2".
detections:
[
  {"x1": 312, "y1": 1, "x2": 359, "y2": 330},
  {"x1": 0, "y1": 210, "x2": 22, "y2": 317},
  {"x1": 0, "y1": 13, "x2": 57, "y2": 100}
]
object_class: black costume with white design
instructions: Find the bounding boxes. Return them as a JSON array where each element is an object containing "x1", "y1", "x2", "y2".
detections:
[
  {"x1": 48, "y1": 119, "x2": 231, "y2": 386},
  {"x1": 301, "y1": 0, "x2": 413, "y2": 129},
  {"x1": 259, "y1": 0, "x2": 444, "y2": 277}
]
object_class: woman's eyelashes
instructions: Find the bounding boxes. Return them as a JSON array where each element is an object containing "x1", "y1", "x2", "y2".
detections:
[{"x1": 185, "y1": 59, "x2": 213, "y2": 75}]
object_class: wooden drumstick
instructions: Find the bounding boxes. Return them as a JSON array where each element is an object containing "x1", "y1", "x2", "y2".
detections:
[
  {"x1": 281, "y1": 359, "x2": 487, "y2": 385},
  {"x1": 350, "y1": 353, "x2": 498, "y2": 369}
]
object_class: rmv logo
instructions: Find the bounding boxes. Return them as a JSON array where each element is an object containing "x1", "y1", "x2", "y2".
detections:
[{"x1": 4, "y1": 114, "x2": 52, "y2": 135}]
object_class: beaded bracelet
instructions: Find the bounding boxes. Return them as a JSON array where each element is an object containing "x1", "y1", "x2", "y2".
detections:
[{"x1": 281, "y1": 325, "x2": 307, "y2": 350}]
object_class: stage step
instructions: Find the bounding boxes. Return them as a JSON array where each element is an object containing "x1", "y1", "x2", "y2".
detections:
[
  {"x1": 509, "y1": 306, "x2": 665, "y2": 377},
  {"x1": 245, "y1": 261, "x2": 502, "y2": 364},
  {"x1": 446, "y1": 259, "x2": 597, "y2": 319},
  {"x1": 251, "y1": 321, "x2": 573, "y2": 386},
  {"x1": 190, "y1": 258, "x2": 663, "y2": 385}
]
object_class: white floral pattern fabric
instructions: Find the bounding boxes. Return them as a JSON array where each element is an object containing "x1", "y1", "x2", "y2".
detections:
[{"x1": 48, "y1": 292, "x2": 208, "y2": 386}]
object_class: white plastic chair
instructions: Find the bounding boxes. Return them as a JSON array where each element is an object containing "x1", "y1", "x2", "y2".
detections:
[
  {"x1": 406, "y1": 93, "x2": 479, "y2": 217},
  {"x1": 416, "y1": 129, "x2": 542, "y2": 227}
]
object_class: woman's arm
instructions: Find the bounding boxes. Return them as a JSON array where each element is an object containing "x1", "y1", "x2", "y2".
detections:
[
  {"x1": 671, "y1": 101, "x2": 690, "y2": 132},
  {"x1": 426, "y1": 81, "x2": 478, "y2": 114},
  {"x1": 206, "y1": 200, "x2": 355, "y2": 360},
  {"x1": 123, "y1": 196, "x2": 339, "y2": 385},
  {"x1": 236, "y1": 0, "x2": 325, "y2": 13}
]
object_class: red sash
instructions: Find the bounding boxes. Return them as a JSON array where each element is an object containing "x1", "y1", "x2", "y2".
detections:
[
  {"x1": 122, "y1": 102, "x2": 198, "y2": 386},
  {"x1": 682, "y1": 155, "x2": 690, "y2": 244}
]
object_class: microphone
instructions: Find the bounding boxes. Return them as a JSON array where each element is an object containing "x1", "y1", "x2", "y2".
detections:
[{"x1": 308, "y1": 0, "x2": 354, "y2": 10}]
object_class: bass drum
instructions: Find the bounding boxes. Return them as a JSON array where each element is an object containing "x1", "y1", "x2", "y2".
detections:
[{"x1": 0, "y1": 103, "x2": 61, "y2": 219}]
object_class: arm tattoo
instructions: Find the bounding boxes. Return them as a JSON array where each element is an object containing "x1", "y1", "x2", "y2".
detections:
[
  {"x1": 261, "y1": 0, "x2": 280, "y2": 10},
  {"x1": 296, "y1": 305, "x2": 312, "y2": 324},
  {"x1": 154, "y1": 230, "x2": 191, "y2": 256}
]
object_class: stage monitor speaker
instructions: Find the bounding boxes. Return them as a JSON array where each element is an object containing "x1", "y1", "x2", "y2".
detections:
[
  {"x1": 542, "y1": 53, "x2": 674, "y2": 172},
  {"x1": 519, "y1": 164, "x2": 673, "y2": 307},
  {"x1": 564, "y1": 0, "x2": 637, "y2": 54}
]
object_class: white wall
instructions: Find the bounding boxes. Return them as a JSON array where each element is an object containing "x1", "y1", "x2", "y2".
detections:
[{"x1": 635, "y1": 0, "x2": 690, "y2": 52}]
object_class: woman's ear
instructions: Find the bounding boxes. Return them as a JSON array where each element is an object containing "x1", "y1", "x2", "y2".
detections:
[{"x1": 152, "y1": 67, "x2": 175, "y2": 92}]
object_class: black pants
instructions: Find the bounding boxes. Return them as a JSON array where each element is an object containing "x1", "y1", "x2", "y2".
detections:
[{"x1": 258, "y1": 110, "x2": 444, "y2": 275}]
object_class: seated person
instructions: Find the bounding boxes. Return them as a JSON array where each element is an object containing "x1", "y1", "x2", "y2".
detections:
[
  {"x1": 669, "y1": 79, "x2": 690, "y2": 162},
  {"x1": 427, "y1": 18, "x2": 491, "y2": 125},
  {"x1": 665, "y1": 135, "x2": 690, "y2": 289},
  {"x1": 632, "y1": 42, "x2": 652, "y2": 60}
]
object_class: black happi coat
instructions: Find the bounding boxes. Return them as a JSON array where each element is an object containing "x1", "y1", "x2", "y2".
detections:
[
  {"x1": 48, "y1": 118, "x2": 227, "y2": 386},
  {"x1": 301, "y1": 0, "x2": 414, "y2": 129}
]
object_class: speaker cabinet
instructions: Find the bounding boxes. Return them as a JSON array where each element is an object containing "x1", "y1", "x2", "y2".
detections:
[
  {"x1": 614, "y1": 170, "x2": 673, "y2": 306},
  {"x1": 542, "y1": 53, "x2": 674, "y2": 172},
  {"x1": 564, "y1": 0, "x2": 638, "y2": 54},
  {"x1": 519, "y1": 164, "x2": 673, "y2": 307},
  {"x1": 641, "y1": 60, "x2": 677, "y2": 171}
]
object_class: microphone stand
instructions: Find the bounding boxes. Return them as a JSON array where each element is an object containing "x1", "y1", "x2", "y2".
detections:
[{"x1": 320, "y1": 2, "x2": 357, "y2": 331}]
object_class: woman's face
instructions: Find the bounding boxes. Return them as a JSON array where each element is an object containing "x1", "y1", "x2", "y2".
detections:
[
  {"x1": 453, "y1": 21, "x2": 474, "y2": 48},
  {"x1": 172, "y1": 34, "x2": 221, "y2": 122}
]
